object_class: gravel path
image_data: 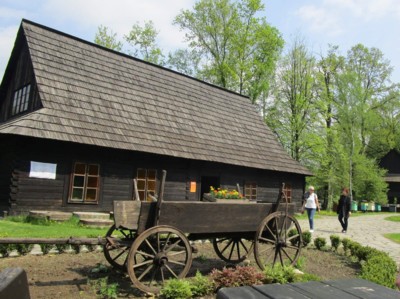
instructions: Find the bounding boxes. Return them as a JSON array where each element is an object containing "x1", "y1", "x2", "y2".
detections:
[{"x1": 297, "y1": 214, "x2": 400, "y2": 266}]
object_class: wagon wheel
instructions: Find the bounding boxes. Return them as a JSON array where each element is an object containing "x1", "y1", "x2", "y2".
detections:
[
  {"x1": 127, "y1": 225, "x2": 192, "y2": 294},
  {"x1": 213, "y1": 237, "x2": 253, "y2": 264},
  {"x1": 103, "y1": 225, "x2": 136, "y2": 271},
  {"x1": 254, "y1": 211, "x2": 302, "y2": 270}
]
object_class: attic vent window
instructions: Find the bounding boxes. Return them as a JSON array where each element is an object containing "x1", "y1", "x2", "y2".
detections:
[{"x1": 11, "y1": 84, "x2": 31, "y2": 116}]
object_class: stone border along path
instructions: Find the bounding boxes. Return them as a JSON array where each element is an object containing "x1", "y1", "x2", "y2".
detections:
[{"x1": 297, "y1": 213, "x2": 400, "y2": 266}]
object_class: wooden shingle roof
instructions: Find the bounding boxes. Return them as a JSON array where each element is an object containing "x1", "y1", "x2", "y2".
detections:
[{"x1": 0, "y1": 19, "x2": 311, "y2": 175}]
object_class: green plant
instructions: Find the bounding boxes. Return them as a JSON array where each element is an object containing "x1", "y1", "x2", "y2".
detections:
[
  {"x1": 355, "y1": 246, "x2": 379, "y2": 262},
  {"x1": 294, "y1": 256, "x2": 306, "y2": 271},
  {"x1": 189, "y1": 271, "x2": 214, "y2": 297},
  {"x1": 194, "y1": 253, "x2": 208, "y2": 264},
  {"x1": 294, "y1": 272, "x2": 321, "y2": 282},
  {"x1": 313, "y1": 237, "x2": 327, "y2": 250},
  {"x1": 288, "y1": 228, "x2": 300, "y2": 246},
  {"x1": 263, "y1": 265, "x2": 296, "y2": 284},
  {"x1": 302, "y1": 231, "x2": 312, "y2": 247},
  {"x1": 360, "y1": 252, "x2": 397, "y2": 289},
  {"x1": 348, "y1": 241, "x2": 362, "y2": 257},
  {"x1": 210, "y1": 266, "x2": 264, "y2": 290},
  {"x1": 161, "y1": 279, "x2": 192, "y2": 299},
  {"x1": 91, "y1": 277, "x2": 118, "y2": 299},
  {"x1": 341, "y1": 238, "x2": 352, "y2": 254},
  {"x1": 329, "y1": 235, "x2": 341, "y2": 252}
]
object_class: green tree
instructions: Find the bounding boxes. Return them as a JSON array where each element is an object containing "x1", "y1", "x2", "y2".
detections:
[
  {"x1": 124, "y1": 20, "x2": 165, "y2": 65},
  {"x1": 174, "y1": 0, "x2": 283, "y2": 102},
  {"x1": 94, "y1": 25, "x2": 123, "y2": 51},
  {"x1": 266, "y1": 37, "x2": 317, "y2": 162}
]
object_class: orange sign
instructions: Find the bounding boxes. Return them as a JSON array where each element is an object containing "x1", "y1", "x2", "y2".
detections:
[{"x1": 190, "y1": 181, "x2": 196, "y2": 193}]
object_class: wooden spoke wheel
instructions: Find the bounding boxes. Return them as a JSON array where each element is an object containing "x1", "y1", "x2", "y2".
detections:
[
  {"x1": 103, "y1": 225, "x2": 136, "y2": 271},
  {"x1": 254, "y1": 211, "x2": 302, "y2": 270},
  {"x1": 213, "y1": 237, "x2": 252, "y2": 264},
  {"x1": 127, "y1": 225, "x2": 192, "y2": 294}
]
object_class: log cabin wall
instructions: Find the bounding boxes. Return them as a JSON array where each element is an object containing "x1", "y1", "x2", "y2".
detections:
[{"x1": 3, "y1": 136, "x2": 305, "y2": 214}]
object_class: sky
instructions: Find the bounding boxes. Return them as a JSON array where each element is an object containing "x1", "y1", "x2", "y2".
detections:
[{"x1": 0, "y1": 0, "x2": 400, "y2": 82}]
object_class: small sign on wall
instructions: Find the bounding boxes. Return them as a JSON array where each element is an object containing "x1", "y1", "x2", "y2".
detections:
[
  {"x1": 190, "y1": 181, "x2": 197, "y2": 193},
  {"x1": 29, "y1": 161, "x2": 57, "y2": 179}
]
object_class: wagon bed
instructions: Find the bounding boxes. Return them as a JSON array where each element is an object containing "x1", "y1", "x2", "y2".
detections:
[{"x1": 114, "y1": 200, "x2": 296, "y2": 236}]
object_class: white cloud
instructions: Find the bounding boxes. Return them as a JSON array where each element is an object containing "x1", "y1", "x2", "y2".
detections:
[
  {"x1": 295, "y1": 5, "x2": 342, "y2": 36},
  {"x1": 41, "y1": 0, "x2": 195, "y2": 49},
  {"x1": 0, "y1": 25, "x2": 19, "y2": 79}
]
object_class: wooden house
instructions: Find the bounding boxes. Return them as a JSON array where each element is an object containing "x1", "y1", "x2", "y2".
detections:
[
  {"x1": 379, "y1": 149, "x2": 400, "y2": 205},
  {"x1": 0, "y1": 20, "x2": 311, "y2": 215}
]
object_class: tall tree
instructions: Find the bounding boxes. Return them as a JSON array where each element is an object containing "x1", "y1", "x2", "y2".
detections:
[
  {"x1": 174, "y1": 0, "x2": 283, "y2": 102},
  {"x1": 124, "y1": 21, "x2": 165, "y2": 65},
  {"x1": 94, "y1": 25, "x2": 123, "y2": 51},
  {"x1": 266, "y1": 37, "x2": 316, "y2": 162}
]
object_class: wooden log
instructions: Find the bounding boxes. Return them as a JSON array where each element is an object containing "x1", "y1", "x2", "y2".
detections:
[{"x1": 0, "y1": 237, "x2": 107, "y2": 245}]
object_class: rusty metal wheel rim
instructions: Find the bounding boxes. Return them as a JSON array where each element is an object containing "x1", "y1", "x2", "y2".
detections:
[
  {"x1": 213, "y1": 237, "x2": 252, "y2": 264},
  {"x1": 103, "y1": 225, "x2": 136, "y2": 271},
  {"x1": 127, "y1": 225, "x2": 192, "y2": 294},
  {"x1": 254, "y1": 211, "x2": 302, "y2": 270}
]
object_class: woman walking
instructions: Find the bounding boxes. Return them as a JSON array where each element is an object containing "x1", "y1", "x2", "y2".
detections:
[
  {"x1": 337, "y1": 187, "x2": 351, "y2": 233},
  {"x1": 302, "y1": 186, "x2": 320, "y2": 232}
]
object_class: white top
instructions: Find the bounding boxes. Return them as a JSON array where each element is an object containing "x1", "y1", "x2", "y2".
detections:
[{"x1": 305, "y1": 192, "x2": 317, "y2": 209}]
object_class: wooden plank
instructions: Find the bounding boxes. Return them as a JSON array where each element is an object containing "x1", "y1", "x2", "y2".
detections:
[
  {"x1": 157, "y1": 202, "x2": 276, "y2": 234},
  {"x1": 289, "y1": 281, "x2": 359, "y2": 299},
  {"x1": 113, "y1": 201, "x2": 141, "y2": 230},
  {"x1": 324, "y1": 278, "x2": 400, "y2": 299},
  {"x1": 254, "y1": 284, "x2": 311, "y2": 299},
  {"x1": 217, "y1": 286, "x2": 266, "y2": 299}
]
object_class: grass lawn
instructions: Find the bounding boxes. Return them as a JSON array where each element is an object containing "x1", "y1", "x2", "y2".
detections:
[
  {"x1": 0, "y1": 216, "x2": 108, "y2": 238},
  {"x1": 384, "y1": 215, "x2": 400, "y2": 222},
  {"x1": 384, "y1": 233, "x2": 400, "y2": 244}
]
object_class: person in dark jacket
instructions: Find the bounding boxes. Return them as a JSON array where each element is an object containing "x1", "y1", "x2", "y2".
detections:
[{"x1": 337, "y1": 187, "x2": 351, "y2": 233}]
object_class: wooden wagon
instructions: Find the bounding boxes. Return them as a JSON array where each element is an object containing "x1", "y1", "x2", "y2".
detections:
[{"x1": 103, "y1": 171, "x2": 303, "y2": 293}]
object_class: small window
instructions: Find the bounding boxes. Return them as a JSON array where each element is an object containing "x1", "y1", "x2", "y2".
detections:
[
  {"x1": 69, "y1": 162, "x2": 100, "y2": 204},
  {"x1": 11, "y1": 84, "x2": 31, "y2": 116},
  {"x1": 282, "y1": 183, "x2": 292, "y2": 203},
  {"x1": 136, "y1": 168, "x2": 157, "y2": 201},
  {"x1": 244, "y1": 182, "x2": 257, "y2": 200}
]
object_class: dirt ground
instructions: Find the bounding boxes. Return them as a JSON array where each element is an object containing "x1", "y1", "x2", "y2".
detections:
[{"x1": 0, "y1": 243, "x2": 360, "y2": 299}]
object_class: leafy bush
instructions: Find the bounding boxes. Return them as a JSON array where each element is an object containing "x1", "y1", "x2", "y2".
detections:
[
  {"x1": 264, "y1": 265, "x2": 296, "y2": 284},
  {"x1": 341, "y1": 238, "x2": 352, "y2": 254},
  {"x1": 313, "y1": 237, "x2": 327, "y2": 250},
  {"x1": 355, "y1": 246, "x2": 379, "y2": 262},
  {"x1": 161, "y1": 279, "x2": 192, "y2": 299},
  {"x1": 330, "y1": 235, "x2": 341, "y2": 252},
  {"x1": 288, "y1": 229, "x2": 301, "y2": 246},
  {"x1": 360, "y1": 252, "x2": 397, "y2": 289},
  {"x1": 302, "y1": 231, "x2": 312, "y2": 247},
  {"x1": 210, "y1": 266, "x2": 264, "y2": 290},
  {"x1": 189, "y1": 271, "x2": 214, "y2": 297},
  {"x1": 348, "y1": 241, "x2": 362, "y2": 257}
]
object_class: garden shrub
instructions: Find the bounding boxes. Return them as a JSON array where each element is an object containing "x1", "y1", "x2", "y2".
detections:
[
  {"x1": 189, "y1": 271, "x2": 214, "y2": 297},
  {"x1": 210, "y1": 266, "x2": 264, "y2": 290},
  {"x1": 348, "y1": 241, "x2": 362, "y2": 257},
  {"x1": 341, "y1": 238, "x2": 352, "y2": 254},
  {"x1": 288, "y1": 229, "x2": 301, "y2": 246},
  {"x1": 355, "y1": 246, "x2": 379, "y2": 262},
  {"x1": 302, "y1": 231, "x2": 312, "y2": 247},
  {"x1": 329, "y1": 235, "x2": 341, "y2": 252},
  {"x1": 161, "y1": 279, "x2": 192, "y2": 299},
  {"x1": 360, "y1": 252, "x2": 397, "y2": 289},
  {"x1": 313, "y1": 237, "x2": 327, "y2": 250},
  {"x1": 264, "y1": 265, "x2": 296, "y2": 284}
]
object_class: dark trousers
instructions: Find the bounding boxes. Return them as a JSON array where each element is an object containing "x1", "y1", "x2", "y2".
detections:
[{"x1": 338, "y1": 213, "x2": 348, "y2": 231}]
